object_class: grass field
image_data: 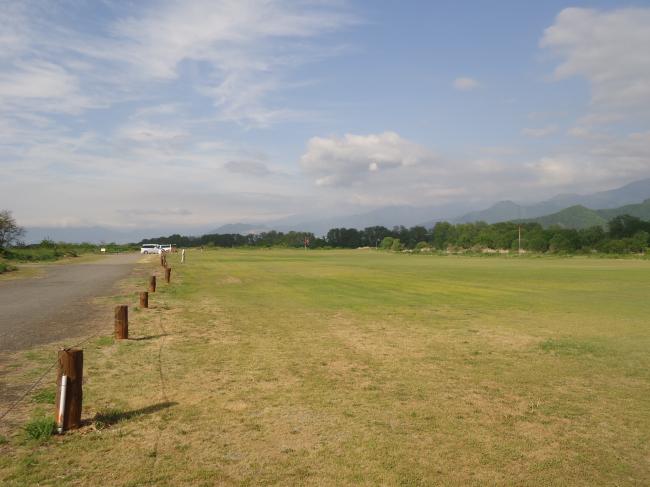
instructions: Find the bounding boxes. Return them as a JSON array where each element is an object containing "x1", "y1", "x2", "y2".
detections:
[{"x1": 1, "y1": 249, "x2": 649, "y2": 485}]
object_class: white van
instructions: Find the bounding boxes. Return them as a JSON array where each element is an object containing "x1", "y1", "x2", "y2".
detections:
[{"x1": 140, "y1": 244, "x2": 162, "y2": 254}]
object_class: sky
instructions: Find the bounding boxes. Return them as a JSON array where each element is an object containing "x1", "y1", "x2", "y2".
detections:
[{"x1": 2, "y1": 0, "x2": 650, "y2": 229}]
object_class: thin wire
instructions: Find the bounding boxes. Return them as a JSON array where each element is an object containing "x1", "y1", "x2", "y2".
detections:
[
  {"x1": 0, "y1": 258, "x2": 170, "y2": 429},
  {"x1": 0, "y1": 360, "x2": 58, "y2": 422},
  {"x1": 0, "y1": 321, "x2": 111, "y2": 425},
  {"x1": 148, "y1": 296, "x2": 171, "y2": 480}
]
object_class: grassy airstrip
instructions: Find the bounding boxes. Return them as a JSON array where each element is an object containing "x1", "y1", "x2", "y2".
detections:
[{"x1": 1, "y1": 249, "x2": 649, "y2": 485}]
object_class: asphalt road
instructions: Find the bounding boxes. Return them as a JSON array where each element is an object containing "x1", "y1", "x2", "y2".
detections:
[{"x1": 0, "y1": 253, "x2": 141, "y2": 352}]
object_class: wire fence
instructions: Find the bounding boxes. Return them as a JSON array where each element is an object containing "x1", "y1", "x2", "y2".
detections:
[
  {"x1": 147, "y1": 296, "x2": 172, "y2": 481},
  {"x1": 0, "y1": 328, "x2": 106, "y2": 425},
  {"x1": 0, "y1": 255, "x2": 174, "y2": 447},
  {"x1": 0, "y1": 360, "x2": 58, "y2": 423}
]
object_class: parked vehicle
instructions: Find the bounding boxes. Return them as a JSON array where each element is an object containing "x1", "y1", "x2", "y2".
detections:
[
  {"x1": 160, "y1": 244, "x2": 172, "y2": 253},
  {"x1": 140, "y1": 244, "x2": 162, "y2": 254}
]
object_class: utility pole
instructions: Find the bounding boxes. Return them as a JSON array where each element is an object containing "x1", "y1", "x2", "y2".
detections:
[{"x1": 518, "y1": 225, "x2": 522, "y2": 254}]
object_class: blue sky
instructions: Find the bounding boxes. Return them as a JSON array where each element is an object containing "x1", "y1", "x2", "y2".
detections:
[{"x1": 1, "y1": 0, "x2": 650, "y2": 228}]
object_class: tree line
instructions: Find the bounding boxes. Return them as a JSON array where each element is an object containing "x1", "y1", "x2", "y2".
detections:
[{"x1": 141, "y1": 214, "x2": 650, "y2": 254}]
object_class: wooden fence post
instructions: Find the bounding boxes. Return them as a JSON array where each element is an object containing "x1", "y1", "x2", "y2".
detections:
[
  {"x1": 148, "y1": 275, "x2": 156, "y2": 292},
  {"x1": 54, "y1": 348, "x2": 83, "y2": 432},
  {"x1": 114, "y1": 305, "x2": 128, "y2": 339},
  {"x1": 165, "y1": 267, "x2": 171, "y2": 284},
  {"x1": 139, "y1": 291, "x2": 148, "y2": 308}
]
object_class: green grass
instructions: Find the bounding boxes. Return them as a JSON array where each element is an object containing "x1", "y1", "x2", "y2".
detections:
[
  {"x1": 1, "y1": 249, "x2": 649, "y2": 485},
  {"x1": 23, "y1": 417, "x2": 56, "y2": 441},
  {"x1": 32, "y1": 389, "x2": 56, "y2": 404}
]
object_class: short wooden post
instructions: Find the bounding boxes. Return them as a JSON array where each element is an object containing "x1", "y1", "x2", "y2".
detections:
[
  {"x1": 148, "y1": 275, "x2": 156, "y2": 292},
  {"x1": 160, "y1": 253, "x2": 165, "y2": 267},
  {"x1": 114, "y1": 305, "x2": 128, "y2": 339},
  {"x1": 54, "y1": 348, "x2": 83, "y2": 432},
  {"x1": 181, "y1": 249, "x2": 185, "y2": 264},
  {"x1": 139, "y1": 291, "x2": 149, "y2": 308},
  {"x1": 165, "y1": 267, "x2": 171, "y2": 284}
]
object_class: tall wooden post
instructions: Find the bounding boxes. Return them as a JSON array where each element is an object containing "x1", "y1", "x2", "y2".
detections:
[
  {"x1": 114, "y1": 305, "x2": 128, "y2": 339},
  {"x1": 54, "y1": 348, "x2": 83, "y2": 432},
  {"x1": 139, "y1": 291, "x2": 148, "y2": 308},
  {"x1": 165, "y1": 267, "x2": 171, "y2": 284},
  {"x1": 148, "y1": 275, "x2": 156, "y2": 292}
]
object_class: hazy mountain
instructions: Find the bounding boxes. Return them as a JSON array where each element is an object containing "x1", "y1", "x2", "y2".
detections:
[
  {"x1": 519, "y1": 206, "x2": 607, "y2": 229},
  {"x1": 455, "y1": 178, "x2": 650, "y2": 224},
  {"x1": 211, "y1": 223, "x2": 269, "y2": 234},
  {"x1": 24, "y1": 178, "x2": 650, "y2": 242},
  {"x1": 516, "y1": 199, "x2": 650, "y2": 229},
  {"x1": 24, "y1": 225, "x2": 213, "y2": 244},
  {"x1": 281, "y1": 203, "x2": 476, "y2": 235},
  {"x1": 454, "y1": 201, "x2": 524, "y2": 224},
  {"x1": 597, "y1": 199, "x2": 650, "y2": 221}
]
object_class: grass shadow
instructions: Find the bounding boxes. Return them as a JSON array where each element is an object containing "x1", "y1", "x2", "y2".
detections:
[{"x1": 93, "y1": 401, "x2": 177, "y2": 429}]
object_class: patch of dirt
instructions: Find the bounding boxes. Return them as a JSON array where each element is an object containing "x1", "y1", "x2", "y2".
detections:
[{"x1": 222, "y1": 276, "x2": 242, "y2": 285}]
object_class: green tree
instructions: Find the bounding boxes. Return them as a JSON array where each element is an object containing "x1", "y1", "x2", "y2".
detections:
[
  {"x1": 631, "y1": 231, "x2": 649, "y2": 252},
  {"x1": 380, "y1": 237, "x2": 394, "y2": 250},
  {"x1": 0, "y1": 210, "x2": 25, "y2": 249},
  {"x1": 609, "y1": 215, "x2": 650, "y2": 239},
  {"x1": 548, "y1": 229, "x2": 580, "y2": 253},
  {"x1": 431, "y1": 222, "x2": 454, "y2": 249}
]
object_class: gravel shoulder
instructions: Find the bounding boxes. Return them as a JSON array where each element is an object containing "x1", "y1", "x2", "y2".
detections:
[{"x1": 0, "y1": 253, "x2": 142, "y2": 353}]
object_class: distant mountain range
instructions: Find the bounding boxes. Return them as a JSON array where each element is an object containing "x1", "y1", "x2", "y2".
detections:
[
  {"x1": 211, "y1": 223, "x2": 269, "y2": 234},
  {"x1": 23, "y1": 177, "x2": 650, "y2": 243},
  {"x1": 450, "y1": 178, "x2": 650, "y2": 225},
  {"x1": 24, "y1": 225, "x2": 215, "y2": 245},
  {"x1": 516, "y1": 199, "x2": 650, "y2": 229},
  {"x1": 279, "y1": 202, "x2": 477, "y2": 235}
]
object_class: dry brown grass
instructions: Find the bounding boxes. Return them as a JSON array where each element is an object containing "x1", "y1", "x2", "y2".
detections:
[{"x1": 0, "y1": 250, "x2": 649, "y2": 485}]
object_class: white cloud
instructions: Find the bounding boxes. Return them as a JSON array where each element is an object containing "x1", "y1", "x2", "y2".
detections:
[
  {"x1": 0, "y1": 61, "x2": 96, "y2": 113},
  {"x1": 300, "y1": 132, "x2": 434, "y2": 187},
  {"x1": 521, "y1": 125, "x2": 557, "y2": 138},
  {"x1": 118, "y1": 123, "x2": 189, "y2": 146},
  {"x1": 541, "y1": 7, "x2": 650, "y2": 112},
  {"x1": 530, "y1": 130, "x2": 650, "y2": 188},
  {"x1": 453, "y1": 77, "x2": 479, "y2": 91}
]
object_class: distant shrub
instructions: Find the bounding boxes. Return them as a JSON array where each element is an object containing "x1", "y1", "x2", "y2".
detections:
[
  {"x1": 4, "y1": 247, "x2": 62, "y2": 261},
  {"x1": 0, "y1": 240, "x2": 131, "y2": 262},
  {"x1": 379, "y1": 237, "x2": 394, "y2": 250}
]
